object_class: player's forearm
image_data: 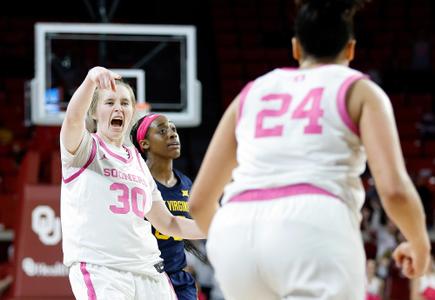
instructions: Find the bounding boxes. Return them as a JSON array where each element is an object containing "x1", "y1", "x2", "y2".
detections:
[
  {"x1": 380, "y1": 182, "x2": 430, "y2": 252},
  {"x1": 189, "y1": 193, "x2": 220, "y2": 235},
  {"x1": 159, "y1": 216, "x2": 206, "y2": 240},
  {"x1": 61, "y1": 74, "x2": 97, "y2": 153}
]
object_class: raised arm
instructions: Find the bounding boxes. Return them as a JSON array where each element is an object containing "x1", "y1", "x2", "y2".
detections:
[
  {"x1": 350, "y1": 79, "x2": 431, "y2": 278},
  {"x1": 60, "y1": 66, "x2": 120, "y2": 154},
  {"x1": 146, "y1": 201, "x2": 205, "y2": 240},
  {"x1": 410, "y1": 277, "x2": 424, "y2": 300},
  {"x1": 189, "y1": 97, "x2": 239, "y2": 234}
]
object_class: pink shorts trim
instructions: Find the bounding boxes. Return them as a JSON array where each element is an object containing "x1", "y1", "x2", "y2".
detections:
[
  {"x1": 80, "y1": 262, "x2": 97, "y2": 300},
  {"x1": 229, "y1": 183, "x2": 337, "y2": 203},
  {"x1": 163, "y1": 272, "x2": 178, "y2": 300}
]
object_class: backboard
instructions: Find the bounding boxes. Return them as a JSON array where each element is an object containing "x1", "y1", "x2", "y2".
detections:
[{"x1": 33, "y1": 23, "x2": 201, "y2": 127}]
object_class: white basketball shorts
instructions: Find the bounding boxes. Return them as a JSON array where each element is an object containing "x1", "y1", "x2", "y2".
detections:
[
  {"x1": 206, "y1": 194, "x2": 366, "y2": 300},
  {"x1": 69, "y1": 262, "x2": 177, "y2": 300}
]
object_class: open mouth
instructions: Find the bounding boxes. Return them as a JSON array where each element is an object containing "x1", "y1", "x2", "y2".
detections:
[{"x1": 110, "y1": 118, "x2": 124, "y2": 128}]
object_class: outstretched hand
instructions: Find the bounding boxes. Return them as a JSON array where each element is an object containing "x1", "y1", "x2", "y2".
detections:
[
  {"x1": 392, "y1": 241, "x2": 430, "y2": 278},
  {"x1": 87, "y1": 66, "x2": 122, "y2": 92}
]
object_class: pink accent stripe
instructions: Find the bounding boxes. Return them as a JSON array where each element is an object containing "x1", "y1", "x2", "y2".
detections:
[
  {"x1": 62, "y1": 138, "x2": 97, "y2": 184},
  {"x1": 164, "y1": 273, "x2": 178, "y2": 300},
  {"x1": 80, "y1": 262, "x2": 96, "y2": 300},
  {"x1": 337, "y1": 74, "x2": 368, "y2": 136},
  {"x1": 134, "y1": 147, "x2": 146, "y2": 175},
  {"x1": 229, "y1": 183, "x2": 337, "y2": 203},
  {"x1": 237, "y1": 81, "x2": 254, "y2": 125},
  {"x1": 93, "y1": 134, "x2": 133, "y2": 163},
  {"x1": 136, "y1": 114, "x2": 161, "y2": 143}
]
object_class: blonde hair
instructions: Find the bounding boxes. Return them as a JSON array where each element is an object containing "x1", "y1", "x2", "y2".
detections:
[{"x1": 86, "y1": 79, "x2": 136, "y2": 132}]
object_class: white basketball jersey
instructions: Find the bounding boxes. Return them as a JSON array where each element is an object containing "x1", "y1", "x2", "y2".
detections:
[
  {"x1": 61, "y1": 131, "x2": 163, "y2": 276},
  {"x1": 222, "y1": 65, "x2": 367, "y2": 218}
]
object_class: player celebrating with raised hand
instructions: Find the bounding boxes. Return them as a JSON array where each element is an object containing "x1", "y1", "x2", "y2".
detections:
[
  {"x1": 189, "y1": 0, "x2": 431, "y2": 299},
  {"x1": 60, "y1": 66, "x2": 205, "y2": 300},
  {"x1": 131, "y1": 113, "x2": 204, "y2": 300}
]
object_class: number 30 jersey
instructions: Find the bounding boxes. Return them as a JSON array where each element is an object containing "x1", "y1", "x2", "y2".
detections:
[
  {"x1": 60, "y1": 131, "x2": 164, "y2": 276},
  {"x1": 222, "y1": 65, "x2": 368, "y2": 219}
]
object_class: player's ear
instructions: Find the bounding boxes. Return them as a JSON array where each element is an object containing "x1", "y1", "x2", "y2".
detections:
[
  {"x1": 345, "y1": 39, "x2": 356, "y2": 61},
  {"x1": 140, "y1": 139, "x2": 150, "y2": 151},
  {"x1": 292, "y1": 37, "x2": 302, "y2": 61}
]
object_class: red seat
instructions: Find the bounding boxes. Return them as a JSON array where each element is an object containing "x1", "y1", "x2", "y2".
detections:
[
  {"x1": 0, "y1": 158, "x2": 18, "y2": 176},
  {"x1": 220, "y1": 63, "x2": 244, "y2": 79},
  {"x1": 242, "y1": 48, "x2": 265, "y2": 62},
  {"x1": 401, "y1": 139, "x2": 422, "y2": 158},
  {"x1": 50, "y1": 151, "x2": 61, "y2": 185},
  {"x1": 18, "y1": 151, "x2": 40, "y2": 187},
  {"x1": 406, "y1": 157, "x2": 435, "y2": 174},
  {"x1": 394, "y1": 106, "x2": 423, "y2": 122},
  {"x1": 217, "y1": 47, "x2": 241, "y2": 62},
  {"x1": 245, "y1": 63, "x2": 269, "y2": 78},
  {"x1": 221, "y1": 79, "x2": 246, "y2": 108},
  {"x1": 389, "y1": 93, "x2": 407, "y2": 106},
  {"x1": 0, "y1": 193, "x2": 18, "y2": 229},
  {"x1": 409, "y1": 94, "x2": 433, "y2": 110},
  {"x1": 423, "y1": 140, "x2": 435, "y2": 157},
  {"x1": 265, "y1": 49, "x2": 292, "y2": 65}
]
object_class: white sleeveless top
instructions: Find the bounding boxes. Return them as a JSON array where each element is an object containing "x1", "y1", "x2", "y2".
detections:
[
  {"x1": 419, "y1": 273, "x2": 435, "y2": 293},
  {"x1": 61, "y1": 131, "x2": 163, "y2": 276},
  {"x1": 223, "y1": 65, "x2": 368, "y2": 220}
]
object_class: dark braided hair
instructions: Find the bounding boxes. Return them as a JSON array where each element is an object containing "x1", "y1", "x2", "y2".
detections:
[{"x1": 294, "y1": 0, "x2": 369, "y2": 59}]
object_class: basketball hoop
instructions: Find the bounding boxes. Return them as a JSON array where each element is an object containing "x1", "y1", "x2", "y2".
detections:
[{"x1": 136, "y1": 102, "x2": 151, "y2": 113}]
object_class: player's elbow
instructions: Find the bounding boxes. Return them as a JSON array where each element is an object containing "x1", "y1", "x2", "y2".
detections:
[
  {"x1": 188, "y1": 200, "x2": 202, "y2": 219},
  {"x1": 378, "y1": 186, "x2": 409, "y2": 203},
  {"x1": 377, "y1": 176, "x2": 414, "y2": 205}
]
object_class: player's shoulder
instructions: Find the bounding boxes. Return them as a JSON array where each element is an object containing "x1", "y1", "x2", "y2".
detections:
[
  {"x1": 173, "y1": 169, "x2": 192, "y2": 186},
  {"x1": 254, "y1": 67, "x2": 288, "y2": 82}
]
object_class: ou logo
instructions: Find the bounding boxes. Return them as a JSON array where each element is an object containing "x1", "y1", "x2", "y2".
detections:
[{"x1": 31, "y1": 206, "x2": 61, "y2": 246}]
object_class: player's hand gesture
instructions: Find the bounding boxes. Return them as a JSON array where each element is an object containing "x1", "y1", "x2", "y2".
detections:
[
  {"x1": 393, "y1": 241, "x2": 431, "y2": 278},
  {"x1": 87, "y1": 66, "x2": 121, "y2": 92}
]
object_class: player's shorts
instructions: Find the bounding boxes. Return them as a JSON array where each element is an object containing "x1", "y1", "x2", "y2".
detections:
[
  {"x1": 69, "y1": 262, "x2": 177, "y2": 300},
  {"x1": 206, "y1": 193, "x2": 366, "y2": 300},
  {"x1": 168, "y1": 269, "x2": 197, "y2": 300}
]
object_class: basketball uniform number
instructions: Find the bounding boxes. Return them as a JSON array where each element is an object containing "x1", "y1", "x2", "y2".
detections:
[
  {"x1": 255, "y1": 88, "x2": 325, "y2": 138},
  {"x1": 109, "y1": 183, "x2": 147, "y2": 218}
]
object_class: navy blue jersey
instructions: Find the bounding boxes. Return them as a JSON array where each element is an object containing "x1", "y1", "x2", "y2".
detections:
[{"x1": 152, "y1": 169, "x2": 192, "y2": 274}]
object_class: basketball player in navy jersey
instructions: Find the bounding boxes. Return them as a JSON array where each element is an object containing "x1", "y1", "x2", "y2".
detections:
[{"x1": 131, "y1": 113, "x2": 198, "y2": 300}]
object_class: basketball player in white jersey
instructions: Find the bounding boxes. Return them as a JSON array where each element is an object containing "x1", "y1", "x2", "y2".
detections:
[
  {"x1": 60, "y1": 66, "x2": 205, "y2": 300},
  {"x1": 189, "y1": 0, "x2": 431, "y2": 299}
]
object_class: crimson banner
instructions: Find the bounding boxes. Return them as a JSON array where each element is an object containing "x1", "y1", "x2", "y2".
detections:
[{"x1": 11, "y1": 185, "x2": 73, "y2": 298}]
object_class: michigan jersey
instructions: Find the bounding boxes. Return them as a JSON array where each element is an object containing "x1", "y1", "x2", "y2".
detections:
[
  {"x1": 222, "y1": 65, "x2": 368, "y2": 219},
  {"x1": 61, "y1": 131, "x2": 164, "y2": 276},
  {"x1": 152, "y1": 169, "x2": 192, "y2": 274}
]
